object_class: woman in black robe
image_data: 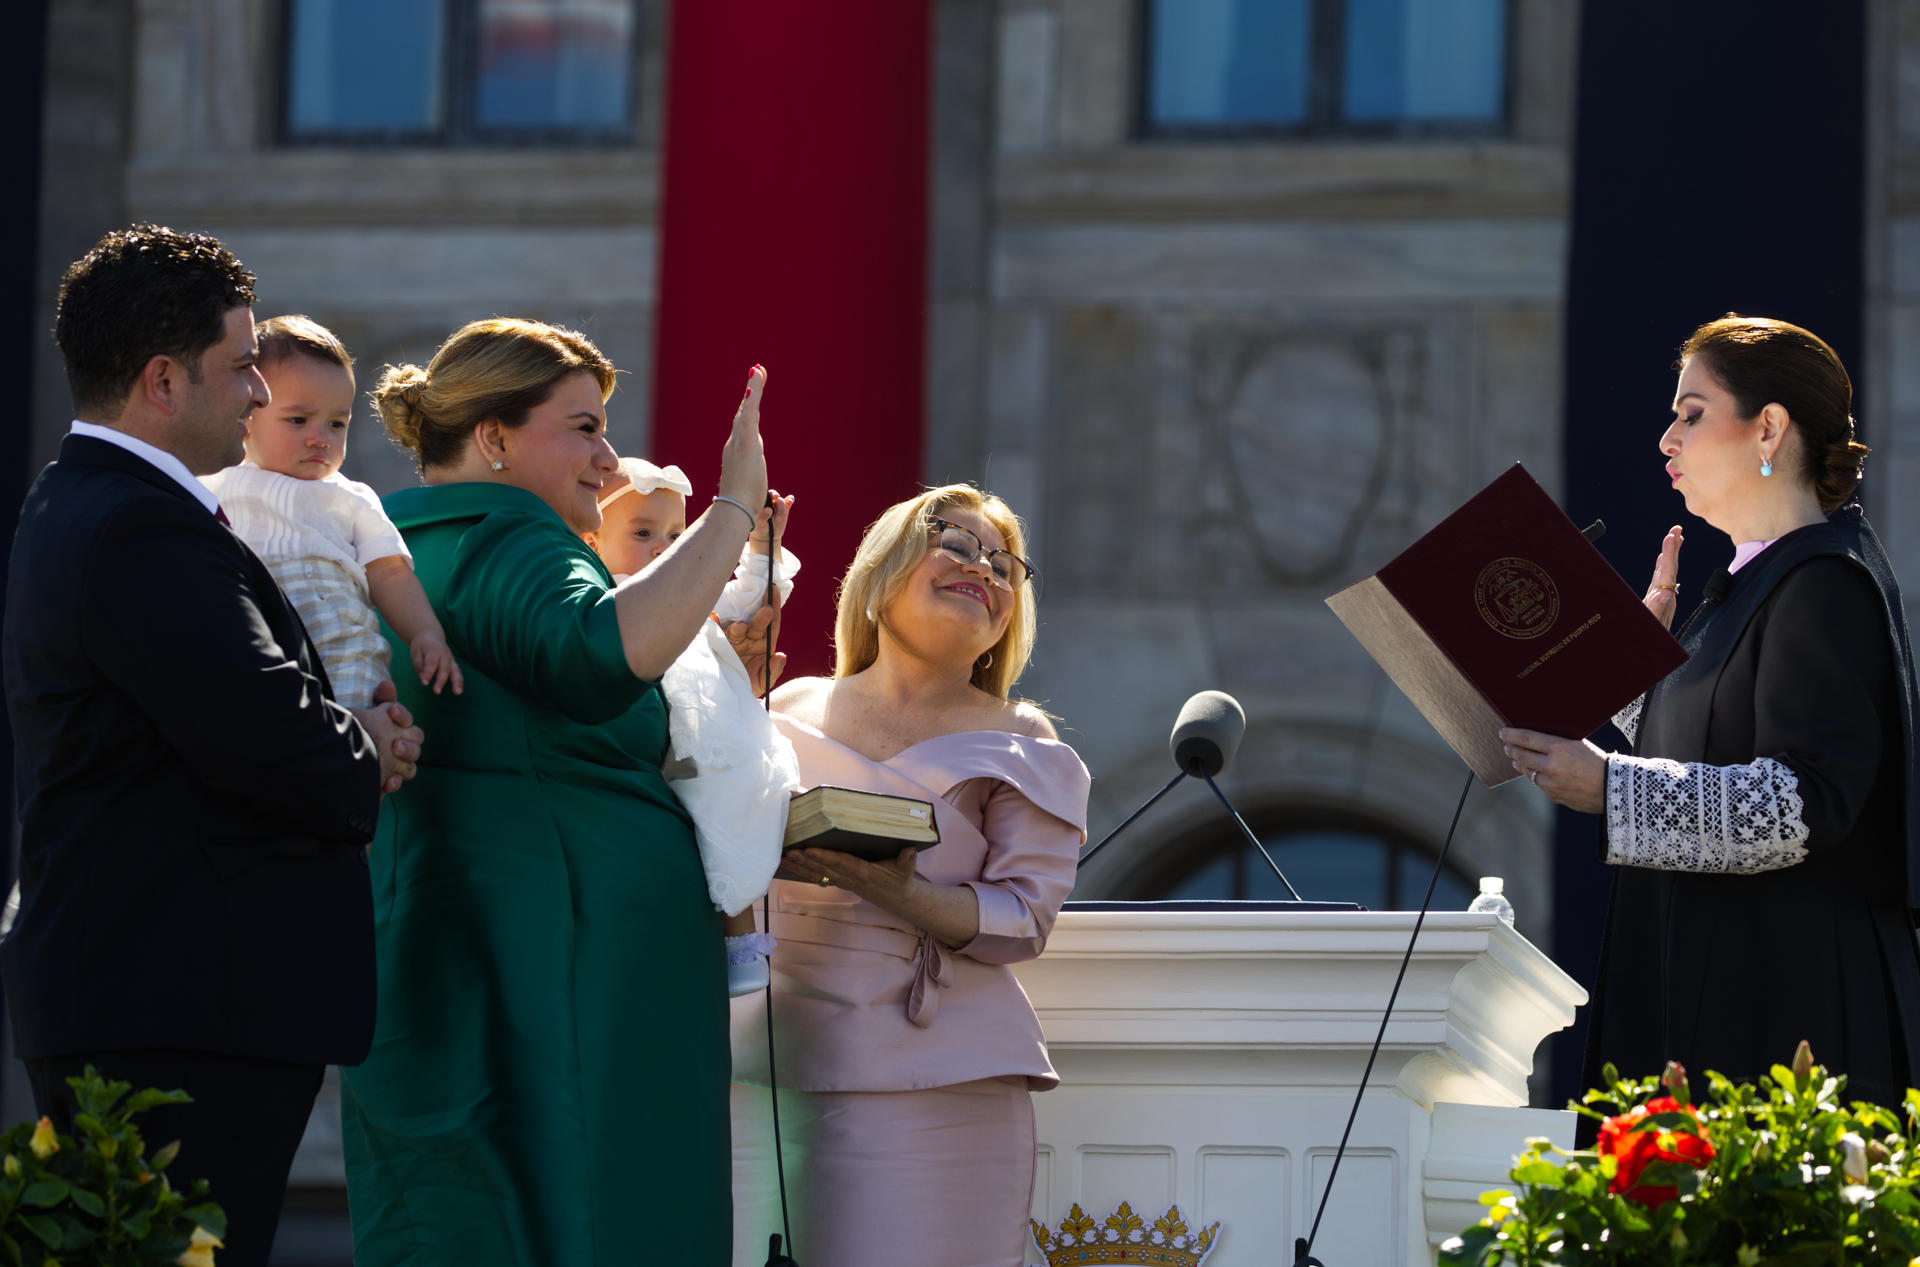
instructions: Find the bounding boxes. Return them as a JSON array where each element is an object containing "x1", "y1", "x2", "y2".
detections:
[{"x1": 1501, "y1": 315, "x2": 1920, "y2": 1109}]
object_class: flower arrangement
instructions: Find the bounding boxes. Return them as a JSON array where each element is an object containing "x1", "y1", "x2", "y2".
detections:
[
  {"x1": 1441, "y1": 1043, "x2": 1920, "y2": 1265},
  {"x1": 0, "y1": 1066, "x2": 226, "y2": 1267}
]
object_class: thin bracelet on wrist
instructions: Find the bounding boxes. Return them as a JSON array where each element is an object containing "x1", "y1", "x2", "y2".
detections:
[{"x1": 711, "y1": 494, "x2": 757, "y2": 529}]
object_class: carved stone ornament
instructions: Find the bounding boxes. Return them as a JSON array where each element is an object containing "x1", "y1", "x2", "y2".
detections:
[{"x1": 1030, "y1": 1201, "x2": 1221, "y2": 1267}]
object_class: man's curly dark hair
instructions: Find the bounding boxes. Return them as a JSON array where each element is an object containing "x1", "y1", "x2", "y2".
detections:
[{"x1": 54, "y1": 224, "x2": 257, "y2": 418}]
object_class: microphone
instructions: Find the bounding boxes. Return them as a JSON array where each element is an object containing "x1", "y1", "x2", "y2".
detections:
[
  {"x1": 1080, "y1": 692, "x2": 1303, "y2": 899},
  {"x1": 1703, "y1": 567, "x2": 1732, "y2": 604},
  {"x1": 1169, "y1": 690, "x2": 1245, "y2": 778},
  {"x1": 1581, "y1": 519, "x2": 1606, "y2": 544}
]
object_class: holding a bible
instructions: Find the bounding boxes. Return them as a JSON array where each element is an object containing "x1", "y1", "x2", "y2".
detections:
[
  {"x1": 728, "y1": 484, "x2": 1091, "y2": 1267},
  {"x1": 1501, "y1": 316, "x2": 1920, "y2": 1113}
]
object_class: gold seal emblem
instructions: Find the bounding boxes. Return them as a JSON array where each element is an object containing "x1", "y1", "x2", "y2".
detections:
[{"x1": 1474, "y1": 556, "x2": 1560, "y2": 640}]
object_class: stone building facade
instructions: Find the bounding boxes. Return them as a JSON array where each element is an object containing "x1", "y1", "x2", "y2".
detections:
[{"x1": 19, "y1": 1, "x2": 1920, "y2": 1244}]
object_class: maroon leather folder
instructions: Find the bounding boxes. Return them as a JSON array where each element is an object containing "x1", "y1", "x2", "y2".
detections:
[{"x1": 1325, "y1": 464, "x2": 1686, "y2": 786}]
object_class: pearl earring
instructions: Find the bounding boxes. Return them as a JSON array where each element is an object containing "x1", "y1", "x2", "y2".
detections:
[
  {"x1": 490, "y1": 460, "x2": 505, "y2": 472},
  {"x1": 1760, "y1": 458, "x2": 1773, "y2": 478}
]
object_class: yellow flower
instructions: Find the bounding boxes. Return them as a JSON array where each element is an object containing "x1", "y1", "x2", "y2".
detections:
[
  {"x1": 1738, "y1": 1248, "x2": 1762, "y2": 1267},
  {"x1": 177, "y1": 1226, "x2": 223, "y2": 1267},
  {"x1": 2, "y1": 1153, "x2": 18, "y2": 1179},
  {"x1": 29, "y1": 1118, "x2": 57, "y2": 1160}
]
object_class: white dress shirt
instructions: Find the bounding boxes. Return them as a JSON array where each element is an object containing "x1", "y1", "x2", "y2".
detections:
[{"x1": 69, "y1": 420, "x2": 220, "y2": 516}]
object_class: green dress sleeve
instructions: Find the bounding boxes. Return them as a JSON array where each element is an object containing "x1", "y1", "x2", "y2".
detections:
[{"x1": 440, "y1": 508, "x2": 653, "y2": 725}]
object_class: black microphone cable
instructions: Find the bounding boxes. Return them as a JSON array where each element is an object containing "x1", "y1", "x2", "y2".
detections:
[
  {"x1": 1296, "y1": 516, "x2": 1602, "y2": 1263},
  {"x1": 758, "y1": 495, "x2": 799, "y2": 1267},
  {"x1": 1295, "y1": 769, "x2": 1475, "y2": 1267}
]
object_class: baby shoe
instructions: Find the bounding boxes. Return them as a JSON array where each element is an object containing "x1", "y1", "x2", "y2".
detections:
[{"x1": 725, "y1": 932, "x2": 777, "y2": 998}]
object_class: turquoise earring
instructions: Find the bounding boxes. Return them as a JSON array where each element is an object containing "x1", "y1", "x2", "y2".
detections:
[{"x1": 1760, "y1": 458, "x2": 1773, "y2": 477}]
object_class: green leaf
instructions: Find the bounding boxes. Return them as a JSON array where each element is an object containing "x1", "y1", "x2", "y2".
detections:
[
  {"x1": 182, "y1": 1201, "x2": 227, "y2": 1239},
  {"x1": 119, "y1": 1205, "x2": 153, "y2": 1240},
  {"x1": 16, "y1": 1217, "x2": 58, "y2": 1250},
  {"x1": 50, "y1": 1215, "x2": 95, "y2": 1251},
  {"x1": 1512, "y1": 1160, "x2": 1567, "y2": 1186},
  {"x1": 67, "y1": 1186, "x2": 103, "y2": 1217},
  {"x1": 1439, "y1": 1223, "x2": 1499, "y2": 1264},
  {"x1": 17, "y1": 1181, "x2": 66, "y2": 1209},
  {"x1": 118, "y1": 1089, "x2": 190, "y2": 1117}
]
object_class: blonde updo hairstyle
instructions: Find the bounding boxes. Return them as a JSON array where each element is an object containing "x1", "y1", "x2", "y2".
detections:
[
  {"x1": 373, "y1": 317, "x2": 617, "y2": 471},
  {"x1": 834, "y1": 485, "x2": 1037, "y2": 699}
]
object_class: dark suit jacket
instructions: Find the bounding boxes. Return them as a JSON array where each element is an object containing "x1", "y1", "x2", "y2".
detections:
[{"x1": 1, "y1": 434, "x2": 382, "y2": 1065}]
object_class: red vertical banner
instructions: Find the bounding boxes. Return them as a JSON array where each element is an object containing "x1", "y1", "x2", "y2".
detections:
[{"x1": 650, "y1": 0, "x2": 932, "y2": 678}]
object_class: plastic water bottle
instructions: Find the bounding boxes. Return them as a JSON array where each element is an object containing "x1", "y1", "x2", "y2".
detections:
[{"x1": 1468, "y1": 876, "x2": 1515, "y2": 927}]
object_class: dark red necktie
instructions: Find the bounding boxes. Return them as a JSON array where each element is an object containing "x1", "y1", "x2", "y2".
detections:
[{"x1": 214, "y1": 506, "x2": 231, "y2": 527}]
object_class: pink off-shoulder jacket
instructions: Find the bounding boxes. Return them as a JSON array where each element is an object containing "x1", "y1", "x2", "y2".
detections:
[{"x1": 728, "y1": 714, "x2": 1092, "y2": 1093}]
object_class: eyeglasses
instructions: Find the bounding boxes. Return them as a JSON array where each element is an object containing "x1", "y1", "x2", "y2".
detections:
[{"x1": 927, "y1": 518, "x2": 1037, "y2": 591}]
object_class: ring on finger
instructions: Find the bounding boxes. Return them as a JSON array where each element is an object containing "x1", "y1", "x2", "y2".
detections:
[
  {"x1": 818, "y1": 876, "x2": 832, "y2": 886},
  {"x1": 1654, "y1": 583, "x2": 1677, "y2": 593},
  {"x1": 1528, "y1": 770, "x2": 1539, "y2": 785}
]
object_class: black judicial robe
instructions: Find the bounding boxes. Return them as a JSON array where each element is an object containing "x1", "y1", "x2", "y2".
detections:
[{"x1": 1582, "y1": 506, "x2": 1920, "y2": 1108}]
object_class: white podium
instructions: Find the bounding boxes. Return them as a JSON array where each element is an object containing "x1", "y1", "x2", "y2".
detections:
[{"x1": 1010, "y1": 908, "x2": 1587, "y2": 1266}]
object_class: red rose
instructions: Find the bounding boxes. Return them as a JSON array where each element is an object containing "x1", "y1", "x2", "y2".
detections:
[{"x1": 1595, "y1": 1096, "x2": 1715, "y2": 1208}]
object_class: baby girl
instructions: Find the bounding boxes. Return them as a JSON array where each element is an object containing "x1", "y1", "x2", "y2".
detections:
[{"x1": 584, "y1": 457, "x2": 800, "y2": 994}]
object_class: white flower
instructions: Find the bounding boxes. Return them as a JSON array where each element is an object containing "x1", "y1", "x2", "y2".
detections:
[{"x1": 1841, "y1": 1132, "x2": 1869, "y2": 1185}]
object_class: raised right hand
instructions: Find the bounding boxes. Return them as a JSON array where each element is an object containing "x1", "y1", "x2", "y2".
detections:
[
  {"x1": 716, "y1": 365, "x2": 769, "y2": 513},
  {"x1": 1642, "y1": 524, "x2": 1683, "y2": 630}
]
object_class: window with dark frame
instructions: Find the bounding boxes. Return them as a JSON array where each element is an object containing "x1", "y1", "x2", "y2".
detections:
[
  {"x1": 1142, "y1": 0, "x2": 1510, "y2": 139},
  {"x1": 1123, "y1": 808, "x2": 1478, "y2": 912},
  {"x1": 282, "y1": 0, "x2": 638, "y2": 145}
]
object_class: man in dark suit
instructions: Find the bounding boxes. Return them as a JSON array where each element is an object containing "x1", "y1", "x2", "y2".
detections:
[{"x1": 1, "y1": 225, "x2": 424, "y2": 1267}]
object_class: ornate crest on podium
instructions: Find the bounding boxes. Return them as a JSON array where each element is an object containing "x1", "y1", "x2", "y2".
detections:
[{"x1": 1030, "y1": 1201, "x2": 1221, "y2": 1266}]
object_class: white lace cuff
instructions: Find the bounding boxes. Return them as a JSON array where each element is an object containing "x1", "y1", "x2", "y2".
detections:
[
  {"x1": 1612, "y1": 693, "x2": 1645, "y2": 745},
  {"x1": 1604, "y1": 753, "x2": 1809, "y2": 874}
]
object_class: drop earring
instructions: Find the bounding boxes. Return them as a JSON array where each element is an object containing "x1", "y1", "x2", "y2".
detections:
[{"x1": 1760, "y1": 457, "x2": 1773, "y2": 478}]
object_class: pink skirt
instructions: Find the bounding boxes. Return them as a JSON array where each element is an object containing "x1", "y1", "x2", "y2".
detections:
[{"x1": 730, "y1": 1077, "x2": 1037, "y2": 1267}]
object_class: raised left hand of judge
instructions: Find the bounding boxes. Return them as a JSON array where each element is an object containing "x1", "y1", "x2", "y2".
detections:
[{"x1": 1499, "y1": 727, "x2": 1607, "y2": 813}]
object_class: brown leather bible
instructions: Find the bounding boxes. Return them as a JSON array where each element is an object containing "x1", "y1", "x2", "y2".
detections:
[
  {"x1": 1325, "y1": 464, "x2": 1685, "y2": 786},
  {"x1": 781, "y1": 786, "x2": 941, "y2": 860}
]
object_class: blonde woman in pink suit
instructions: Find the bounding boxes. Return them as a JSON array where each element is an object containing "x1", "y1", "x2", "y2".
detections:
[{"x1": 729, "y1": 484, "x2": 1090, "y2": 1267}]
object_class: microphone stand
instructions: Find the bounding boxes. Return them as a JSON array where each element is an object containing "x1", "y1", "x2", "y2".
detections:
[
  {"x1": 1199, "y1": 770, "x2": 1301, "y2": 901},
  {"x1": 1080, "y1": 761, "x2": 1309, "y2": 905},
  {"x1": 1077, "y1": 770, "x2": 1187, "y2": 868}
]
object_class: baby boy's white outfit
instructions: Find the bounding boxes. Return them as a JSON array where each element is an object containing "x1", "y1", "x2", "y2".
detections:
[{"x1": 202, "y1": 463, "x2": 408, "y2": 709}]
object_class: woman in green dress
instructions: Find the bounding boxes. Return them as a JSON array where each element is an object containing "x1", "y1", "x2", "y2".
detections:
[{"x1": 339, "y1": 318, "x2": 774, "y2": 1266}]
